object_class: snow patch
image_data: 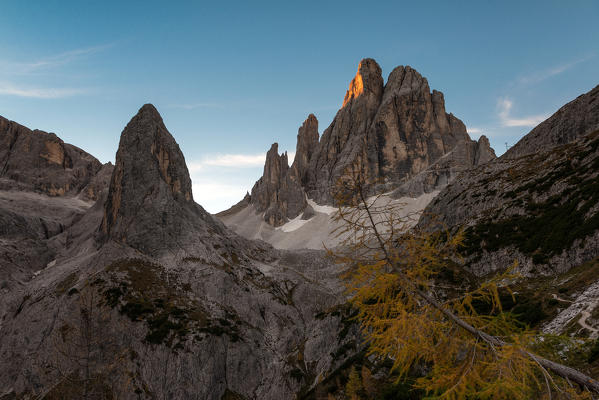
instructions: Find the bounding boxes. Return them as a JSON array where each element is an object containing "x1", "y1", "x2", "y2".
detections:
[
  {"x1": 307, "y1": 199, "x2": 337, "y2": 215},
  {"x1": 278, "y1": 215, "x2": 311, "y2": 232}
]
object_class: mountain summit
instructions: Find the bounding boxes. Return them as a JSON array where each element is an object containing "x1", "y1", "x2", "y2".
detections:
[
  {"x1": 224, "y1": 59, "x2": 496, "y2": 229},
  {"x1": 100, "y1": 104, "x2": 230, "y2": 257}
]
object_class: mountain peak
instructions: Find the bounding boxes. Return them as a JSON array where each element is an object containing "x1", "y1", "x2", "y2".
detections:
[
  {"x1": 342, "y1": 58, "x2": 383, "y2": 107},
  {"x1": 100, "y1": 104, "x2": 195, "y2": 251}
]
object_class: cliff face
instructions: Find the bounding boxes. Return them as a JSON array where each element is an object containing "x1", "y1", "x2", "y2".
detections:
[
  {"x1": 0, "y1": 105, "x2": 356, "y2": 400},
  {"x1": 0, "y1": 115, "x2": 105, "y2": 197},
  {"x1": 100, "y1": 104, "x2": 206, "y2": 254},
  {"x1": 241, "y1": 59, "x2": 495, "y2": 226},
  {"x1": 291, "y1": 113, "x2": 319, "y2": 186},
  {"x1": 249, "y1": 143, "x2": 306, "y2": 226},
  {"x1": 504, "y1": 85, "x2": 599, "y2": 158},
  {"x1": 422, "y1": 85, "x2": 599, "y2": 277}
]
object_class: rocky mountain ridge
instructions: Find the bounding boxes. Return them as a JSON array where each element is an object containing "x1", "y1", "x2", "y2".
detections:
[
  {"x1": 1, "y1": 66, "x2": 598, "y2": 399},
  {"x1": 423, "y1": 84, "x2": 599, "y2": 276},
  {"x1": 227, "y1": 58, "x2": 496, "y2": 228},
  {"x1": 0, "y1": 115, "x2": 113, "y2": 199},
  {"x1": 0, "y1": 105, "x2": 357, "y2": 399}
]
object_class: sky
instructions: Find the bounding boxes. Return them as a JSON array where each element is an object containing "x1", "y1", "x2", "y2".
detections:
[{"x1": 0, "y1": 1, "x2": 598, "y2": 213}]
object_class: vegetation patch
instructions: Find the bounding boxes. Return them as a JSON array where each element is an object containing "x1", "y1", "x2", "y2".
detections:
[
  {"x1": 101, "y1": 258, "x2": 242, "y2": 347},
  {"x1": 55, "y1": 272, "x2": 78, "y2": 296},
  {"x1": 464, "y1": 135, "x2": 599, "y2": 264}
]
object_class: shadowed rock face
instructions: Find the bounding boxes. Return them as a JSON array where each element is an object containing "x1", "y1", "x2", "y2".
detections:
[
  {"x1": 291, "y1": 113, "x2": 319, "y2": 186},
  {"x1": 306, "y1": 61, "x2": 495, "y2": 203},
  {"x1": 239, "y1": 59, "x2": 496, "y2": 226},
  {"x1": 248, "y1": 114, "x2": 320, "y2": 226},
  {"x1": 100, "y1": 104, "x2": 225, "y2": 255},
  {"x1": 505, "y1": 85, "x2": 599, "y2": 158},
  {"x1": 0, "y1": 104, "x2": 354, "y2": 400},
  {"x1": 250, "y1": 143, "x2": 306, "y2": 226},
  {"x1": 422, "y1": 84, "x2": 599, "y2": 276},
  {"x1": 0, "y1": 115, "x2": 103, "y2": 196}
]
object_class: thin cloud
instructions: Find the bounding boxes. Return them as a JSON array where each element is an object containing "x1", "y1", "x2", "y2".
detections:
[
  {"x1": 190, "y1": 151, "x2": 295, "y2": 169},
  {"x1": 203, "y1": 153, "x2": 266, "y2": 167},
  {"x1": 497, "y1": 97, "x2": 548, "y2": 128},
  {"x1": 0, "y1": 44, "x2": 114, "y2": 75},
  {"x1": 517, "y1": 55, "x2": 594, "y2": 85},
  {"x1": 192, "y1": 181, "x2": 251, "y2": 213},
  {"x1": 467, "y1": 127, "x2": 483, "y2": 134},
  {"x1": 0, "y1": 83, "x2": 86, "y2": 99},
  {"x1": 169, "y1": 103, "x2": 222, "y2": 110}
]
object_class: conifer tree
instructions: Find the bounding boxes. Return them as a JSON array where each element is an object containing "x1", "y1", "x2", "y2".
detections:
[
  {"x1": 346, "y1": 366, "x2": 363, "y2": 400},
  {"x1": 329, "y1": 168, "x2": 599, "y2": 399}
]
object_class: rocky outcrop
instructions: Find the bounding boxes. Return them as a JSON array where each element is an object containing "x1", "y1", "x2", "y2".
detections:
[
  {"x1": 505, "y1": 85, "x2": 599, "y2": 158},
  {"x1": 291, "y1": 113, "x2": 319, "y2": 186},
  {"x1": 245, "y1": 114, "x2": 320, "y2": 226},
  {"x1": 391, "y1": 134, "x2": 496, "y2": 197},
  {"x1": 250, "y1": 143, "x2": 306, "y2": 226},
  {"x1": 422, "y1": 84, "x2": 599, "y2": 276},
  {"x1": 0, "y1": 104, "x2": 356, "y2": 400},
  {"x1": 80, "y1": 162, "x2": 114, "y2": 201},
  {"x1": 100, "y1": 104, "x2": 232, "y2": 257},
  {"x1": 475, "y1": 135, "x2": 495, "y2": 165},
  {"x1": 233, "y1": 59, "x2": 496, "y2": 226},
  {"x1": 0, "y1": 115, "x2": 103, "y2": 196},
  {"x1": 305, "y1": 59, "x2": 384, "y2": 204},
  {"x1": 305, "y1": 61, "x2": 495, "y2": 203}
]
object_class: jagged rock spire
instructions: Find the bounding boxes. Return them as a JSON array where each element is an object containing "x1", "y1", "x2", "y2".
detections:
[
  {"x1": 100, "y1": 104, "x2": 201, "y2": 253},
  {"x1": 250, "y1": 143, "x2": 306, "y2": 226},
  {"x1": 0, "y1": 115, "x2": 102, "y2": 196},
  {"x1": 291, "y1": 114, "x2": 319, "y2": 185},
  {"x1": 227, "y1": 58, "x2": 498, "y2": 226},
  {"x1": 342, "y1": 58, "x2": 384, "y2": 107}
]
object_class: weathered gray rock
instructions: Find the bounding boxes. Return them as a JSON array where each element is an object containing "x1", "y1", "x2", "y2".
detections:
[
  {"x1": 250, "y1": 143, "x2": 306, "y2": 226},
  {"x1": 475, "y1": 135, "x2": 495, "y2": 165},
  {"x1": 100, "y1": 104, "x2": 232, "y2": 257},
  {"x1": 80, "y1": 162, "x2": 114, "y2": 201},
  {"x1": 233, "y1": 59, "x2": 496, "y2": 227},
  {"x1": 422, "y1": 84, "x2": 599, "y2": 276},
  {"x1": 0, "y1": 115, "x2": 103, "y2": 196},
  {"x1": 505, "y1": 85, "x2": 599, "y2": 158},
  {"x1": 0, "y1": 104, "x2": 357, "y2": 400},
  {"x1": 305, "y1": 58, "x2": 384, "y2": 204},
  {"x1": 291, "y1": 113, "x2": 319, "y2": 186}
]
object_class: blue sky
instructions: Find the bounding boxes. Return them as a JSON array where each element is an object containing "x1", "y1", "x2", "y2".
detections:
[{"x1": 1, "y1": 1, "x2": 597, "y2": 213}]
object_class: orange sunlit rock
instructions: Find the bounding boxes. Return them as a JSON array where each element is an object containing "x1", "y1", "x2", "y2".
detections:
[{"x1": 342, "y1": 69, "x2": 364, "y2": 107}]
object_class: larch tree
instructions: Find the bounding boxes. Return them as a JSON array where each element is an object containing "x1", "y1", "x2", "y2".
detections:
[{"x1": 328, "y1": 168, "x2": 599, "y2": 400}]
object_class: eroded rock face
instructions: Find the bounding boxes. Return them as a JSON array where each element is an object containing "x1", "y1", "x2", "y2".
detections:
[
  {"x1": 422, "y1": 85, "x2": 599, "y2": 276},
  {"x1": 100, "y1": 104, "x2": 226, "y2": 256},
  {"x1": 305, "y1": 61, "x2": 495, "y2": 203},
  {"x1": 505, "y1": 85, "x2": 599, "y2": 158},
  {"x1": 0, "y1": 104, "x2": 355, "y2": 400},
  {"x1": 80, "y1": 162, "x2": 114, "y2": 201},
  {"x1": 305, "y1": 58, "x2": 384, "y2": 204},
  {"x1": 250, "y1": 143, "x2": 306, "y2": 226},
  {"x1": 237, "y1": 59, "x2": 496, "y2": 226},
  {"x1": 291, "y1": 113, "x2": 319, "y2": 186},
  {"x1": 0, "y1": 116, "x2": 103, "y2": 196}
]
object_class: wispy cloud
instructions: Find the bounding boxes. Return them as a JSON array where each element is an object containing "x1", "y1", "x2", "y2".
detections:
[
  {"x1": 467, "y1": 127, "x2": 483, "y2": 134},
  {"x1": 0, "y1": 82, "x2": 86, "y2": 98},
  {"x1": 189, "y1": 151, "x2": 295, "y2": 171},
  {"x1": 169, "y1": 103, "x2": 222, "y2": 110},
  {"x1": 0, "y1": 44, "x2": 113, "y2": 99},
  {"x1": 0, "y1": 44, "x2": 114, "y2": 75},
  {"x1": 192, "y1": 181, "x2": 252, "y2": 213},
  {"x1": 497, "y1": 97, "x2": 548, "y2": 128},
  {"x1": 517, "y1": 55, "x2": 594, "y2": 85},
  {"x1": 192, "y1": 153, "x2": 265, "y2": 170}
]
